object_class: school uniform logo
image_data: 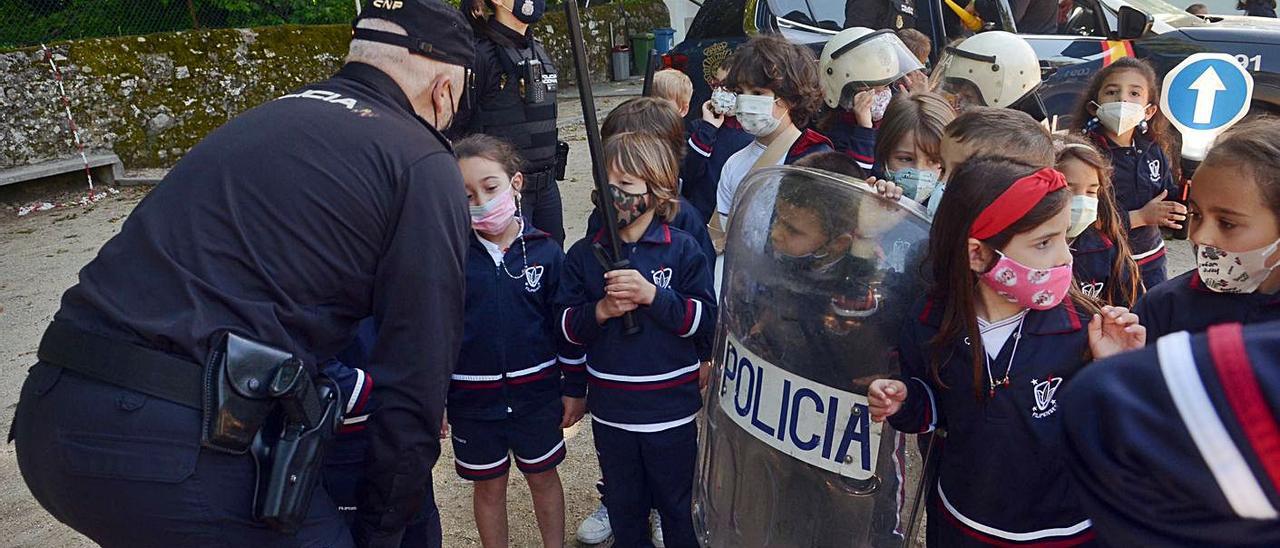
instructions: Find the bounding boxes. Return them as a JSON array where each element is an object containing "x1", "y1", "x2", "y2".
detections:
[
  {"x1": 524, "y1": 265, "x2": 544, "y2": 293},
  {"x1": 651, "y1": 267, "x2": 673, "y2": 289},
  {"x1": 1079, "y1": 282, "x2": 1105, "y2": 299},
  {"x1": 1030, "y1": 376, "x2": 1063, "y2": 419},
  {"x1": 1147, "y1": 159, "x2": 1162, "y2": 182}
]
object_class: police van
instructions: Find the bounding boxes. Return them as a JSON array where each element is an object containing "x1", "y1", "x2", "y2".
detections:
[{"x1": 665, "y1": 0, "x2": 1280, "y2": 126}]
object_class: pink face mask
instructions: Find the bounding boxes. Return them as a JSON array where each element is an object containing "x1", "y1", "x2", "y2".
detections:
[
  {"x1": 979, "y1": 250, "x2": 1073, "y2": 311},
  {"x1": 470, "y1": 187, "x2": 517, "y2": 235}
]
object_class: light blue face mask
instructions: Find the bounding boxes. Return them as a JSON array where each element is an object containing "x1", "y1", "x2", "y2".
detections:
[{"x1": 886, "y1": 168, "x2": 940, "y2": 204}]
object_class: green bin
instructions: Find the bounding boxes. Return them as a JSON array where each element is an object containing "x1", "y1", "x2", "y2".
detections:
[{"x1": 630, "y1": 32, "x2": 655, "y2": 76}]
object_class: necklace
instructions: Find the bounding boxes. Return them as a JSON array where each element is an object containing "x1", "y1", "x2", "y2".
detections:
[
  {"x1": 494, "y1": 200, "x2": 529, "y2": 281},
  {"x1": 984, "y1": 314, "x2": 1026, "y2": 398}
]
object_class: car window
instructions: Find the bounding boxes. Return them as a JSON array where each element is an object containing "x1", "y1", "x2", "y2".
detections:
[
  {"x1": 687, "y1": 0, "x2": 749, "y2": 40},
  {"x1": 1065, "y1": 0, "x2": 1109, "y2": 36},
  {"x1": 770, "y1": 0, "x2": 846, "y2": 31}
]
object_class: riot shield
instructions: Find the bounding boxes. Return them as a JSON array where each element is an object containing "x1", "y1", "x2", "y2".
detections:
[{"x1": 694, "y1": 167, "x2": 933, "y2": 547}]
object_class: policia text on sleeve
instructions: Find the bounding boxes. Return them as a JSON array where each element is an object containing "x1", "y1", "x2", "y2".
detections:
[{"x1": 11, "y1": 1, "x2": 475, "y2": 547}]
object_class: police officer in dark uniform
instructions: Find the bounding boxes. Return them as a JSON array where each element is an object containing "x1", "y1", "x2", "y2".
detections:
[
  {"x1": 1061, "y1": 321, "x2": 1280, "y2": 546},
  {"x1": 11, "y1": 1, "x2": 473, "y2": 546},
  {"x1": 455, "y1": 0, "x2": 566, "y2": 245}
]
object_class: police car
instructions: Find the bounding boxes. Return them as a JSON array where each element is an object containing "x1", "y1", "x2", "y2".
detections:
[{"x1": 665, "y1": 0, "x2": 1280, "y2": 126}]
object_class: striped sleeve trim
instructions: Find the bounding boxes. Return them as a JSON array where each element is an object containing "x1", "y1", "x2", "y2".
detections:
[
  {"x1": 689, "y1": 136, "x2": 713, "y2": 157},
  {"x1": 1158, "y1": 330, "x2": 1279, "y2": 519},
  {"x1": 679, "y1": 299, "x2": 703, "y2": 338},
  {"x1": 562, "y1": 308, "x2": 583, "y2": 345}
]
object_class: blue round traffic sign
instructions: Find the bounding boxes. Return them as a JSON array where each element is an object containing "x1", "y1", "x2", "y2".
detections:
[{"x1": 1162, "y1": 55, "x2": 1253, "y2": 132}]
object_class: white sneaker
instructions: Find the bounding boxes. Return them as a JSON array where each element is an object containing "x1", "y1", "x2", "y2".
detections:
[
  {"x1": 576, "y1": 503, "x2": 612, "y2": 545},
  {"x1": 650, "y1": 510, "x2": 665, "y2": 548}
]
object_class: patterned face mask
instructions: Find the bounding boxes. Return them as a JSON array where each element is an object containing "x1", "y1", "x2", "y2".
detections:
[
  {"x1": 609, "y1": 184, "x2": 651, "y2": 228},
  {"x1": 711, "y1": 88, "x2": 737, "y2": 115},
  {"x1": 870, "y1": 87, "x2": 893, "y2": 122},
  {"x1": 1195, "y1": 239, "x2": 1280, "y2": 293},
  {"x1": 979, "y1": 250, "x2": 1074, "y2": 311}
]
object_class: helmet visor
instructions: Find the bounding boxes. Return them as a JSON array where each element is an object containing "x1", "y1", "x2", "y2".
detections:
[{"x1": 929, "y1": 47, "x2": 997, "y2": 111}]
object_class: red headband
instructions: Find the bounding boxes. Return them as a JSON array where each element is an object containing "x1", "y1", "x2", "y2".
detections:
[{"x1": 969, "y1": 168, "x2": 1068, "y2": 240}]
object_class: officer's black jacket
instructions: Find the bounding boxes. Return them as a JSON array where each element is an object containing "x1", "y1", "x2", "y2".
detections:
[{"x1": 54, "y1": 62, "x2": 469, "y2": 545}]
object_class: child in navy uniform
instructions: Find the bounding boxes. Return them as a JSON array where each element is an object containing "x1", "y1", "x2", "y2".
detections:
[
  {"x1": 868, "y1": 157, "x2": 1145, "y2": 546},
  {"x1": 450, "y1": 135, "x2": 586, "y2": 548},
  {"x1": 1070, "y1": 57, "x2": 1187, "y2": 288},
  {"x1": 557, "y1": 131, "x2": 717, "y2": 548},
  {"x1": 1133, "y1": 120, "x2": 1280, "y2": 341},
  {"x1": 1054, "y1": 135, "x2": 1143, "y2": 306},
  {"x1": 1061, "y1": 320, "x2": 1280, "y2": 547},
  {"x1": 579, "y1": 96, "x2": 718, "y2": 546}
]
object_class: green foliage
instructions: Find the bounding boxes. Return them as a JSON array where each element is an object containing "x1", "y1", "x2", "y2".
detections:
[{"x1": 0, "y1": 0, "x2": 356, "y2": 50}]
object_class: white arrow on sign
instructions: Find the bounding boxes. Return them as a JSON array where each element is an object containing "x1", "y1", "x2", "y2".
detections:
[{"x1": 1189, "y1": 66, "x2": 1227, "y2": 124}]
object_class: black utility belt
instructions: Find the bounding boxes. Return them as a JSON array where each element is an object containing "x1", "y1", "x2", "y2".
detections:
[{"x1": 37, "y1": 321, "x2": 340, "y2": 533}]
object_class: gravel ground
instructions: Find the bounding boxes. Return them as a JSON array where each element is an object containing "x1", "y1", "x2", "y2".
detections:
[{"x1": 0, "y1": 83, "x2": 1195, "y2": 546}]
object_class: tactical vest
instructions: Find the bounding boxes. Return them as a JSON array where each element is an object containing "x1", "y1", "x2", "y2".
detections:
[{"x1": 474, "y1": 38, "x2": 559, "y2": 170}]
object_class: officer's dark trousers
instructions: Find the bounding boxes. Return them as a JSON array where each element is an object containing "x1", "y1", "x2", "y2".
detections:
[
  {"x1": 593, "y1": 420, "x2": 698, "y2": 548},
  {"x1": 521, "y1": 171, "x2": 564, "y2": 246},
  {"x1": 13, "y1": 363, "x2": 355, "y2": 548}
]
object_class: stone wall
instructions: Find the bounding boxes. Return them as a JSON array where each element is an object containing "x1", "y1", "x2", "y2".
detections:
[{"x1": 0, "y1": 1, "x2": 669, "y2": 170}]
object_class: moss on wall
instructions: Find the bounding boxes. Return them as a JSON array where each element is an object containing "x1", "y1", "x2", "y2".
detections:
[{"x1": 0, "y1": 1, "x2": 668, "y2": 169}]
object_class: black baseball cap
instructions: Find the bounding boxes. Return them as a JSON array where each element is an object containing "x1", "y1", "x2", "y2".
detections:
[{"x1": 353, "y1": 0, "x2": 475, "y2": 68}]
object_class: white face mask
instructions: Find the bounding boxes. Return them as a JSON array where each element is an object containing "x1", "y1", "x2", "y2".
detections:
[
  {"x1": 1196, "y1": 239, "x2": 1280, "y2": 293},
  {"x1": 711, "y1": 88, "x2": 737, "y2": 116},
  {"x1": 735, "y1": 94, "x2": 781, "y2": 137},
  {"x1": 1094, "y1": 101, "x2": 1148, "y2": 135},
  {"x1": 1068, "y1": 195, "x2": 1099, "y2": 238}
]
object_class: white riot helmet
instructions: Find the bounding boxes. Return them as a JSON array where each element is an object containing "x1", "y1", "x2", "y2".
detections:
[
  {"x1": 931, "y1": 31, "x2": 1041, "y2": 111},
  {"x1": 820, "y1": 28, "x2": 924, "y2": 109}
]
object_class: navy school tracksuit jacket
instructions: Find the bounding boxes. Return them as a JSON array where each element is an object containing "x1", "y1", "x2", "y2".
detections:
[
  {"x1": 1087, "y1": 129, "x2": 1177, "y2": 287},
  {"x1": 449, "y1": 225, "x2": 586, "y2": 421},
  {"x1": 888, "y1": 296, "x2": 1096, "y2": 546},
  {"x1": 1061, "y1": 321, "x2": 1280, "y2": 547},
  {"x1": 1070, "y1": 226, "x2": 1141, "y2": 307},
  {"x1": 556, "y1": 220, "x2": 717, "y2": 427},
  {"x1": 685, "y1": 117, "x2": 752, "y2": 224},
  {"x1": 823, "y1": 111, "x2": 878, "y2": 172},
  {"x1": 1132, "y1": 269, "x2": 1280, "y2": 342}
]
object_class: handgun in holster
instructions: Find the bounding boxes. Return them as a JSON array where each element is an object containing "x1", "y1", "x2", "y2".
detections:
[
  {"x1": 252, "y1": 359, "x2": 341, "y2": 533},
  {"x1": 199, "y1": 332, "x2": 341, "y2": 532}
]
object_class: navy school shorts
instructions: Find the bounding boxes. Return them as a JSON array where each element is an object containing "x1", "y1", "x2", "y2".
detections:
[{"x1": 449, "y1": 398, "x2": 566, "y2": 481}]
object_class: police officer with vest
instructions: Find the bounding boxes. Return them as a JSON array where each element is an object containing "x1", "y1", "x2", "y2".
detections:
[
  {"x1": 11, "y1": 1, "x2": 472, "y2": 546},
  {"x1": 455, "y1": 0, "x2": 566, "y2": 245}
]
